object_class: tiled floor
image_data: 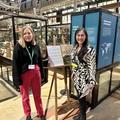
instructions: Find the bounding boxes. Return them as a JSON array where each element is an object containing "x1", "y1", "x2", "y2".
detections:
[
  {"x1": 45, "y1": 98, "x2": 79, "y2": 120},
  {"x1": 0, "y1": 79, "x2": 16, "y2": 102},
  {"x1": 0, "y1": 71, "x2": 120, "y2": 120},
  {"x1": 38, "y1": 71, "x2": 79, "y2": 120}
]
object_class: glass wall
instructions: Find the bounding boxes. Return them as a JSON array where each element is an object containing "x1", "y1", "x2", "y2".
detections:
[
  {"x1": 0, "y1": 16, "x2": 47, "y2": 86},
  {"x1": 98, "y1": 71, "x2": 111, "y2": 101},
  {"x1": 0, "y1": 18, "x2": 13, "y2": 83}
]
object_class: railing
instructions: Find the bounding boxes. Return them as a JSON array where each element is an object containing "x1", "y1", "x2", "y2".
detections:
[
  {"x1": 0, "y1": 55, "x2": 12, "y2": 85},
  {"x1": 41, "y1": 0, "x2": 66, "y2": 7}
]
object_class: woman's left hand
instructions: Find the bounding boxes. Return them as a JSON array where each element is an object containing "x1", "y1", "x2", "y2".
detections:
[{"x1": 88, "y1": 84, "x2": 94, "y2": 92}]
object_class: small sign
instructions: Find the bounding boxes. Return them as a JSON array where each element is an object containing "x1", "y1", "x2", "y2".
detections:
[
  {"x1": 60, "y1": 44, "x2": 73, "y2": 57},
  {"x1": 47, "y1": 45, "x2": 64, "y2": 67}
]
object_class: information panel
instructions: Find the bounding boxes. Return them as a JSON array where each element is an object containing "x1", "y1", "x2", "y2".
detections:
[
  {"x1": 114, "y1": 17, "x2": 120, "y2": 62},
  {"x1": 85, "y1": 12, "x2": 99, "y2": 49},
  {"x1": 71, "y1": 15, "x2": 83, "y2": 44},
  {"x1": 47, "y1": 45, "x2": 64, "y2": 67},
  {"x1": 97, "y1": 13, "x2": 117, "y2": 69}
]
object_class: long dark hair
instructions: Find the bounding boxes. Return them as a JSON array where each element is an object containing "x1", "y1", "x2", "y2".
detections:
[{"x1": 74, "y1": 28, "x2": 88, "y2": 60}]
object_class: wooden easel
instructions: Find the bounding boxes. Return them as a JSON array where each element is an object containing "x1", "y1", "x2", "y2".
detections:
[{"x1": 44, "y1": 64, "x2": 71, "y2": 120}]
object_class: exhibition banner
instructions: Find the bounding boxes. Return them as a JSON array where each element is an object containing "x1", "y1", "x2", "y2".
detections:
[
  {"x1": 71, "y1": 15, "x2": 83, "y2": 44},
  {"x1": 97, "y1": 12, "x2": 117, "y2": 69},
  {"x1": 85, "y1": 12, "x2": 99, "y2": 49},
  {"x1": 114, "y1": 17, "x2": 120, "y2": 62}
]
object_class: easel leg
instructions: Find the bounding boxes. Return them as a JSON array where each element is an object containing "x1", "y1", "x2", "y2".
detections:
[
  {"x1": 63, "y1": 67, "x2": 70, "y2": 101},
  {"x1": 45, "y1": 72, "x2": 55, "y2": 116},
  {"x1": 54, "y1": 71, "x2": 58, "y2": 120}
]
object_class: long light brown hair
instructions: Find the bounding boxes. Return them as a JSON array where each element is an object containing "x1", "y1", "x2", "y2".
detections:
[{"x1": 18, "y1": 26, "x2": 36, "y2": 48}]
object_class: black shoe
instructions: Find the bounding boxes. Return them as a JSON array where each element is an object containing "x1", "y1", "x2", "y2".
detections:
[
  {"x1": 73, "y1": 114, "x2": 80, "y2": 120},
  {"x1": 80, "y1": 115, "x2": 86, "y2": 120},
  {"x1": 73, "y1": 114, "x2": 86, "y2": 120},
  {"x1": 35, "y1": 115, "x2": 46, "y2": 120},
  {"x1": 41, "y1": 115, "x2": 46, "y2": 120},
  {"x1": 26, "y1": 115, "x2": 32, "y2": 120}
]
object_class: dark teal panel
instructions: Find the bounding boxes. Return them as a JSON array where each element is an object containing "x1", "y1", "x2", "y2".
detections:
[
  {"x1": 71, "y1": 15, "x2": 83, "y2": 44},
  {"x1": 98, "y1": 12, "x2": 117, "y2": 69},
  {"x1": 85, "y1": 12, "x2": 99, "y2": 49},
  {"x1": 114, "y1": 17, "x2": 120, "y2": 62}
]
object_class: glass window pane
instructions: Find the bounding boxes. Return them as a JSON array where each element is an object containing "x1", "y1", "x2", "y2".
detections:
[
  {"x1": 111, "y1": 65, "x2": 120, "y2": 91},
  {"x1": 98, "y1": 71, "x2": 111, "y2": 101},
  {"x1": 0, "y1": 18, "x2": 13, "y2": 60}
]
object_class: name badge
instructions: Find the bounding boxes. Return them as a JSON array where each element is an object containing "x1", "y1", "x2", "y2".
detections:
[{"x1": 28, "y1": 65, "x2": 35, "y2": 69}]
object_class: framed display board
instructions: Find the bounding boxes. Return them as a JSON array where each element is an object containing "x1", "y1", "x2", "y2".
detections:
[{"x1": 47, "y1": 45, "x2": 64, "y2": 67}]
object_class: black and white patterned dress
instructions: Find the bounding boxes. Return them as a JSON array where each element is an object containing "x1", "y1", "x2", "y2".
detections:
[{"x1": 71, "y1": 45, "x2": 96, "y2": 98}]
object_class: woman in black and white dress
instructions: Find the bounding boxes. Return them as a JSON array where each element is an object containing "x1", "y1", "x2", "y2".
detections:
[{"x1": 71, "y1": 28, "x2": 96, "y2": 120}]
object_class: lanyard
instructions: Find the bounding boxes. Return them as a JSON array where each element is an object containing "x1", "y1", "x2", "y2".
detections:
[{"x1": 26, "y1": 47, "x2": 34, "y2": 64}]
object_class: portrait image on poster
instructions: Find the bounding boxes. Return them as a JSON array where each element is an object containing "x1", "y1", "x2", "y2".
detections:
[
  {"x1": 97, "y1": 13, "x2": 117, "y2": 69},
  {"x1": 114, "y1": 17, "x2": 120, "y2": 62},
  {"x1": 85, "y1": 12, "x2": 99, "y2": 49},
  {"x1": 71, "y1": 15, "x2": 83, "y2": 44}
]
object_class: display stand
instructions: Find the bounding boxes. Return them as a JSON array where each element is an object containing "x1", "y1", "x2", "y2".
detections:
[
  {"x1": 44, "y1": 64, "x2": 70, "y2": 120},
  {"x1": 45, "y1": 45, "x2": 72, "y2": 120}
]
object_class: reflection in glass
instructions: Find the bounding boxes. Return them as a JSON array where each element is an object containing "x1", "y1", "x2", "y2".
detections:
[
  {"x1": 47, "y1": 25, "x2": 70, "y2": 45},
  {"x1": 111, "y1": 65, "x2": 120, "y2": 91},
  {"x1": 98, "y1": 71, "x2": 111, "y2": 101},
  {"x1": 0, "y1": 18, "x2": 13, "y2": 59},
  {"x1": 1, "y1": 66, "x2": 12, "y2": 83}
]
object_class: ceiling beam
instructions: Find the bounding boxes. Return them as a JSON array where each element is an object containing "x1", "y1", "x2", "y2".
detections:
[{"x1": 101, "y1": 2, "x2": 120, "y2": 9}]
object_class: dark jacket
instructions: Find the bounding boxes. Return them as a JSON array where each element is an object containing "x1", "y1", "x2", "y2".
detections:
[{"x1": 12, "y1": 42, "x2": 44, "y2": 88}]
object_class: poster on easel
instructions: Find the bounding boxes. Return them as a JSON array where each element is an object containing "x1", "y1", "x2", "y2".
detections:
[{"x1": 47, "y1": 45, "x2": 64, "y2": 67}]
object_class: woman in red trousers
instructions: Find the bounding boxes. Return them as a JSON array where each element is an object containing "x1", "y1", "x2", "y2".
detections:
[{"x1": 12, "y1": 26, "x2": 46, "y2": 120}]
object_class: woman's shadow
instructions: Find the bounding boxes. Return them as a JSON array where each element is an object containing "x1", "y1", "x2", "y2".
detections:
[{"x1": 57, "y1": 98, "x2": 79, "y2": 119}]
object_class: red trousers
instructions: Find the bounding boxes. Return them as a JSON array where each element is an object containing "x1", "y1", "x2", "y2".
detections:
[{"x1": 20, "y1": 65, "x2": 44, "y2": 117}]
